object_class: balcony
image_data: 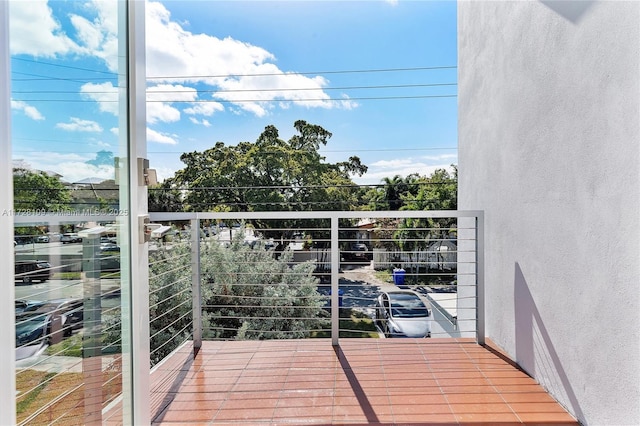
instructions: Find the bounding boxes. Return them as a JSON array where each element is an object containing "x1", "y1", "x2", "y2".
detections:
[
  {"x1": 145, "y1": 210, "x2": 576, "y2": 425},
  {"x1": 14, "y1": 211, "x2": 578, "y2": 424},
  {"x1": 148, "y1": 339, "x2": 578, "y2": 425}
]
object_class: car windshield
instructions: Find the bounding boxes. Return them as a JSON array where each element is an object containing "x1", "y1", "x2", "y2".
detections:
[
  {"x1": 389, "y1": 293, "x2": 429, "y2": 318},
  {"x1": 16, "y1": 313, "x2": 48, "y2": 331}
]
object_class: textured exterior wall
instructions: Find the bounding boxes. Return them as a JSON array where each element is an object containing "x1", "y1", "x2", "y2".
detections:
[{"x1": 458, "y1": 1, "x2": 640, "y2": 425}]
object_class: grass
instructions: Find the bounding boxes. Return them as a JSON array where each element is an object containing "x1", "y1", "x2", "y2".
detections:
[
  {"x1": 374, "y1": 270, "x2": 393, "y2": 283},
  {"x1": 16, "y1": 371, "x2": 56, "y2": 415},
  {"x1": 16, "y1": 359, "x2": 123, "y2": 424},
  {"x1": 52, "y1": 270, "x2": 121, "y2": 280},
  {"x1": 46, "y1": 334, "x2": 83, "y2": 357},
  {"x1": 312, "y1": 308, "x2": 380, "y2": 338}
]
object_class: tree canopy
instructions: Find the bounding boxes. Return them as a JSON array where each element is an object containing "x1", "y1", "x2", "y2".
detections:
[
  {"x1": 157, "y1": 120, "x2": 367, "y2": 212},
  {"x1": 13, "y1": 168, "x2": 72, "y2": 211},
  {"x1": 200, "y1": 226, "x2": 327, "y2": 340},
  {"x1": 365, "y1": 166, "x2": 457, "y2": 212}
]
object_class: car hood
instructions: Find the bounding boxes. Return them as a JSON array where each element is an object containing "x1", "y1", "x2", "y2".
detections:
[{"x1": 389, "y1": 317, "x2": 430, "y2": 338}]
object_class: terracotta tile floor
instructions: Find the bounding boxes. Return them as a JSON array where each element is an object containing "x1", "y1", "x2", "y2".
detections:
[{"x1": 150, "y1": 339, "x2": 579, "y2": 425}]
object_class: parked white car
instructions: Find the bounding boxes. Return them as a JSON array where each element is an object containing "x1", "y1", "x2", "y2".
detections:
[{"x1": 375, "y1": 290, "x2": 431, "y2": 338}]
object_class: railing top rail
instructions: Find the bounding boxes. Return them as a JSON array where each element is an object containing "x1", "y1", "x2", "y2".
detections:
[
  {"x1": 10, "y1": 210, "x2": 483, "y2": 225},
  {"x1": 149, "y1": 210, "x2": 483, "y2": 222}
]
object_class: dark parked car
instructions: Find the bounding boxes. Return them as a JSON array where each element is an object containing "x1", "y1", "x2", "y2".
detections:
[
  {"x1": 15, "y1": 260, "x2": 52, "y2": 283},
  {"x1": 22, "y1": 298, "x2": 84, "y2": 336},
  {"x1": 342, "y1": 243, "x2": 370, "y2": 262},
  {"x1": 15, "y1": 299, "x2": 44, "y2": 314},
  {"x1": 15, "y1": 311, "x2": 51, "y2": 359},
  {"x1": 375, "y1": 290, "x2": 431, "y2": 338},
  {"x1": 14, "y1": 236, "x2": 33, "y2": 245}
]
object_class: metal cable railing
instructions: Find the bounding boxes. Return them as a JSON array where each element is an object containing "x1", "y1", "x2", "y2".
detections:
[
  {"x1": 11, "y1": 210, "x2": 482, "y2": 422},
  {"x1": 148, "y1": 210, "x2": 483, "y2": 356},
  {"x1": 149, "y1": 239, "x2": 194, "y2": 367},
  {"x1": 13, "y1": 216, "x2": 126, "y2": 425}
]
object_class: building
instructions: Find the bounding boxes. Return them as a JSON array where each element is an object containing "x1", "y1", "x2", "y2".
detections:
[
  {"x1": 458, "y1": 1, "x2": 640, "y2": 424},
  {"x1": 1, "y1": 1, "x2": 638, "y2": 425}
]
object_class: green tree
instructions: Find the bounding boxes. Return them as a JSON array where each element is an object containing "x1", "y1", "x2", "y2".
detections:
[
  {"x1": 394, "y1": 166, "x2": 458, "y2": 254},
  {"x1": 403, "y1": 166, "x2": 457, "y2": 212},
  {"x1": 13, "y1": 168, "x2": 72, "y2": 211},
  {"x1": 148, "y1": 181, "x2": 184, "y2": 212},
  {"x1": 200, "y1": 226, "x2": 327, "y2": 340},
  {"x1": 165, "y1": 120, "x2": 367, "y2": 213}
]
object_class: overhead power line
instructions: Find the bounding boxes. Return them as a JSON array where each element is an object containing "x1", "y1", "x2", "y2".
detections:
[
  {"x1": 12, "y1": 82, "x2": 457, "y2": 95},
  {"x1": 12, "y1": 94, "x2": 456, "y2": 103},
  {"x1": 11, "y1": 57, "x2": 118, "y2": 75},
  {"x1": 11, "y1": 57, "x2": 456, "y2": 82},
  {"x1": 147, "y1": 66, "x2": 457, "y2": 80},
  {"x1": 147, "y1": 147, "x2": 457, "y2": 155},
  {"x1": 12, "y1": 71, "x2": 115, "y2": 85}
]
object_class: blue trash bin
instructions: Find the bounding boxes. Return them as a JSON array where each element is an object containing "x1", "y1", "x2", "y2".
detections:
[
  {"x1": 393, "y1": 268, "x2": 405, "y2": 286},
  {"x1": 329, "y1": 289, "x2": 344, "y2": 307}
]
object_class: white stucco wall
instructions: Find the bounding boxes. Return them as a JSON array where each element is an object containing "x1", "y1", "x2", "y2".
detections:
[{"x1": 458, "y1": 1, "x2": 640, "y2": 425}]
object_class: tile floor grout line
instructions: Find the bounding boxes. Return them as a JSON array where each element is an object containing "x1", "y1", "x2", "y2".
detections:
[
  {"x1": 272, "y1": 339, "x2": 299, "y2": 423},
  {"x1": 377, "y1": 339, "x2": 397, "y2": 424},
  {"x1": 460, "y1": 340, "x2": 526, "y2": 424},
  {"x1": 210, "y1": 341, "x2": 264, "y2": 425},
  {"x1": 420, "y1": 340, "x2": 460, "y2": 425}
]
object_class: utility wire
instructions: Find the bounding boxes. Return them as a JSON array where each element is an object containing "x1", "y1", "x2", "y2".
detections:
[
  {"x1": 147, "y1": 65, "x2": 457, "y2": 80},
  {"x1": 146, "y1": 147, "x2": 457, "y2": 155},
  {"x1": 13, "y1": 94, "x2": 456, "y2": 103},
  {"x1": 11, "y1": 71, "x2": 116, "y2": 84},
  {"x1": 11, "y1": 57, "x2": 118, "y2": 75},
  {"x1": 11, "y1": 57, "x2": 456, "y2": 82},
  {"x1": 15, "y1": 181, "x2": 455, "y2": 192},
  {"x1": 12, "y1": 82, "x2": 457, "y2": 95}
]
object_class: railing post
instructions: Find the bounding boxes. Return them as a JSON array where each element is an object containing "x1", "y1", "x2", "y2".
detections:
[
  {"x1": 476, "y1": 212, "x2": 485, "y2": 345},
  {"x1": 331, "y1": 215, "x2": 339, "y2": 346},
  {"x1": 191, "y1": 218, "x2": 202, "y2": 356}
]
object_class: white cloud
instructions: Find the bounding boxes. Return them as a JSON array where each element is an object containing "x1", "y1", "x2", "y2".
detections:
[
  {"x1": 110, "y1": 127, "x2": 119, "y2": 135},
  {"x1": 147, "y1": 102, "x2": 181, "y2": 124},
  {"x1": 385, "y1": 0, "x2": 399, "y2": 6},
  {"x1": 56, "y1": 117, "x2": 103, "y2": 132},
  {"x1": 147, "y1": 128, "x2": 178, "y2": 145},
  {"x1": 70, "y1": 14, "x2": 102, "y2": 50},
  {"x1": 80, "y1": 82, "x2": 119, "y2": 115},
  {"x1": 338, "y1": 95, "x2": 359, "y2": 110},
  {"x1": 9, "y1": 0, "x2": 118, "y2": 71},
  {"x1": 371, "y1": 154, "x2": 457, "y2": 170},
  {"x1": 183, "y1": 102, "x2": 224, "y2": 117},
  {"x1": 147, "y1": 84, "x2": 198, "y2": 103},
  {"x1": 11, "y1": 100, "x2": 45, "y2": 120},
  {"x1": 69, "y1": 1, "x2": 119, "y2": 71},
  {"x1": 146, "y1": 84, "x2": 200, "y2": 123},
  {"x1": 15, "y1": 151, "x2": 115, "y2": 183},
  {"x1": 189, "y1": 117, "x2": 212, "y2": 127},
  {"x1": 146, "y1": 1, "x2": 356, "y2": 116},
  {"x1": 153, "y1": 164, "x2": 179, "y2": 183},
  {"x1": 354, "y1": 154, "x2": 458, "y2": 185},
  {"x1": 9, "y1": 0, "x2": 81, "y2": 56}
]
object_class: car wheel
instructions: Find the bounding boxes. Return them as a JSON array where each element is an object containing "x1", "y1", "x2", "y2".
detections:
[{"x1": 23, "y1": 276, "x2": 31, "y2": 284}]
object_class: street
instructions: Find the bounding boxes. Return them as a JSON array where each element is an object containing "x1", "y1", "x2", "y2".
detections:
[{"x1": 15, "y1": 279, "x2": 121, "y2": 307}]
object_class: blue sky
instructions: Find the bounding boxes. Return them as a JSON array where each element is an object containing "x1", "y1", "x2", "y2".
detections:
[{"x1": 10, "y1": 0, "x2": 457, "y2": 185}]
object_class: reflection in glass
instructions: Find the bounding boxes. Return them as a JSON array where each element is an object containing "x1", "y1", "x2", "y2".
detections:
[{"x1": 11, "y1": 0, "x2": 129, "y2": 423}]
